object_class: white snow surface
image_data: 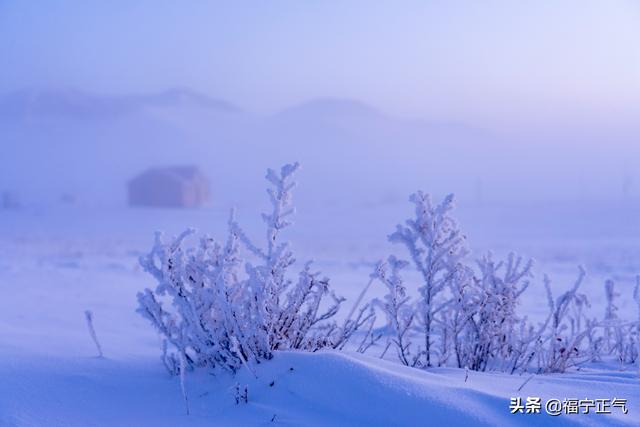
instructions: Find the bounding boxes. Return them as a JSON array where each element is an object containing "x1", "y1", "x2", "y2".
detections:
[{"x1": 0, "y1": 201, "x2": 639, "y2": 426}]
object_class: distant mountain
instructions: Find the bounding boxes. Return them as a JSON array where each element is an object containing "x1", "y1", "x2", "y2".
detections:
[
  {"x1": 276, "y1": 98, "x2": 384, "y2": 121},
  {"x1": 0, "y1": 87, "x2": 241, "y2": 120},
  {"x1": 271, "y1": 96, "x2": 491, "y2": 148},
  {"x1": 0, "y1": 87, "x2": 506, "y2": 208},
  {"x1": 0, "y1": 86, "x2": 634, "y2": 209},
  {"x1": 130, "y1": 88, "x2": 242, "y2": 113}
]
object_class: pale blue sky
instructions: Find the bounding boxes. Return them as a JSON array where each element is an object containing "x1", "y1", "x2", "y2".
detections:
[{"x1": 1, "y1": 1, "x2": 639, "y2": 127}]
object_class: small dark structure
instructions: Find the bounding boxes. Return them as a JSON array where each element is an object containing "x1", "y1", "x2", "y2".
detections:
[{"x1": 128, "y1": 166, "x2": 210, "y2": 208}]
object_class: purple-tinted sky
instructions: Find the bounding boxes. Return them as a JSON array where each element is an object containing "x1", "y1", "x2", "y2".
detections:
[{"x1": 1, "y1": 1, "x2": 639, "y2": 128}]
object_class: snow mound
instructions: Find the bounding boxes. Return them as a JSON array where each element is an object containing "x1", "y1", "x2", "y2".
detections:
[{"x1": 1, "y1": 350, "x2": 635, "y2": 426}]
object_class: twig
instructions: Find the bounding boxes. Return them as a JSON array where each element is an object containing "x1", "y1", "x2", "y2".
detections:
[
  {"x1": 517, "y1": 374, "x2": 535, "y2": 392},
  {"x1": 179, "y1": 352, "x2": 190, "y2": 415},
  {"x1": 84, "y1": 310, "x2": 103, "y2": 358}
]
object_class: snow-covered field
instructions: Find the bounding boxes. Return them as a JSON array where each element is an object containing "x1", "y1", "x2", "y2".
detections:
[
  {"x1": 3, "y1": 2, "x2": 639, "y2": 424},
  {"x1": 1, "y1": 200, "x2": 638, "y2": 426}
]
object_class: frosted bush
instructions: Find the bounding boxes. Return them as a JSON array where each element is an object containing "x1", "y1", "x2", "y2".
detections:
[
  {"x1": 538, "y1": 267, "x2": 592, "y2": 373},
  {"x1": 600, "y1": 278, "x2": 640, "y2": 365},
  {"x1": 375, "y1": 191, "x2": 640, "y2": 374},
  {"x1": 460, "y1": 253, "x2": 533, "y2": 372},
  {"x1": 137, "y1": 165, "x2": 640, "y2": 377},
  {"x1": 371, "y1": 256, "x2": 415, "y2": 366},
  {"x1": 137, "y1": 163, "x2": 371, "y2": 374},
  {"x1": 388, "y1": 192, "x2": 468, "y2": 367}
]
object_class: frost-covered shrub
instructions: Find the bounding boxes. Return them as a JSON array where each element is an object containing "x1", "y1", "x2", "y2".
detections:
[
  {"x1": 371, "y1": 256, "x2": 415, "y2": 366},
  {"x1": 440, "y1": 263, "x2": 476, "y2": 369},
  {"x1": 374, "y1": 191, "x2": 640, "y2": 374},
  {"x1": 137, "y1": 163, "x2": 369, "y2": 374},
  {"x1": 533, "y1": 273, "x2": 640, "y2": 372},
  {"x1": 600, "y1": 278, "x2": 640, "y2": 365},
  {"x1": 537, "y1": 267, "x2": 593, "y2": 373},
  {"x1": 388, "y1": 192, "x2": 468, "y2": 367},
  {"x1": 381, "y1": 192, "x2": 533, "y2": 370},
  {"x1": 461, "y1": 253, "x2": 533, "y2": 372},
  {"x1": 137, "y1": 167, "x2": 640, "y2": 377}
]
